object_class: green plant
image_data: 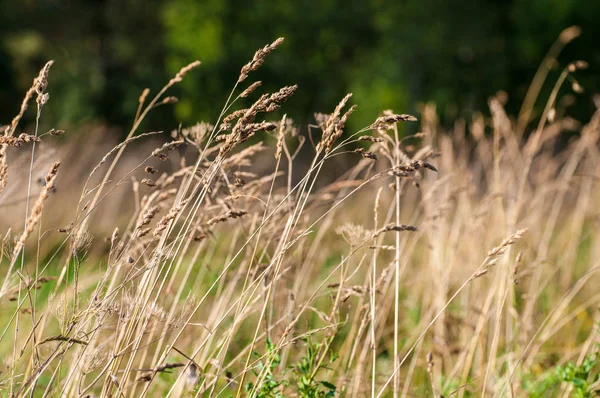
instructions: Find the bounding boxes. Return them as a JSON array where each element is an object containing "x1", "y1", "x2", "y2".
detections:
[
  {"x1": 528, "y1": 352, "x2": 600, "y2": 398},
  {"x1": 245, "y1": 338, "x2": 285, "y2": 398},
  {"x1": 292, "y1": 338, "x2": 338, "y2": 398},
  {"x1": 555, "y1": 355, "x2": 599, "y2": 398}
]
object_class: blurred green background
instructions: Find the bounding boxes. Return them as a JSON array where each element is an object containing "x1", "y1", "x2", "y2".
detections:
[{"x1": 1, "y1": 0, "x2": 599, "y2": 135}]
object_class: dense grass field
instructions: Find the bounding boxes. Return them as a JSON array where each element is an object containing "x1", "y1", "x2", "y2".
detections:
[{"x1": 1, "y1": 37, "x2": 599, "y2": 397}]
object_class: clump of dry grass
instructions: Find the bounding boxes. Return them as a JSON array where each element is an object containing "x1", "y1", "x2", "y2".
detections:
[{"x1": 0, "y1": 30, "x2": 599, "y2": 398}]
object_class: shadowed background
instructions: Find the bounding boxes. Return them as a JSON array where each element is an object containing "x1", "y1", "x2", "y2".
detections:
[{"x1": 1, "y1": 0, "x2": 599, "y2": 136}]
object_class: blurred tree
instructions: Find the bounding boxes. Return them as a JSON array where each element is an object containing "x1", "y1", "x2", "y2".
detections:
[
  {"x1": 0, "y1": 0, "x2": 598, "y2": 135},
  {"x1": 0, "y1": 0, "x2": 172, "y2": 130}
]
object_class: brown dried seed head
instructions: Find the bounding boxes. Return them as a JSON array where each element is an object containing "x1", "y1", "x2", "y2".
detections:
[
  {"x1": 46, "y1": 161, "x2": 61, "y2": 184},
  {"x1": 339, "y1": 104, "x2": 357, "y2": 127},
  {"x1": 14, "y1": 161, "x2": 60, "y2": 256},
  {"x1": 238, "y1": 38, "x2": 285, "y2": 82},
  {"x1": 151, "y1": 140, "x2": 183, "y2": 157},
  {"x1": 0, "y1": 134, "x2": 39, "y2": 148},
  {"x1": 138, "y1": 206, "x2": 160, "y2": 228},
  {"x1": 228, "y1": 210, "x2": 247, "y2": 219},
  {"x1": 0, "y1": 136, "x2": 24, "y2": 147},
  {"x1": 316, "y1": 94, "x2": 355, "y2": 154},
  {"x1": 37, "y1": 92, "x2": 49, "y2": 107},
  {"x1": 218, "y1": 123, "x2": 232, "y2": 132},
  {"x1": 169, "y1": 60, "x2": 201, "y2": 85},
  {"x1": 572, "y1": 81, "x2": 584, "y2": 94},
  {"x1": 269, "y1": 85, "x2": 298, "y2": 104},
  {"x1": 160, "y1": 96, "x2": 179, "y2": 105},
  {"x1": 134, "y1": 228, "x2": 151, "y2": 239},
  {"x1": 48, "y1": 128, "x2": 65, "y2": 136},
  {"x1": 487, "y1": 229, "x2": 527, "y2": 258},
  {"x1": 383, "y1": 224, "x2": 418, "y2": 233},
  {"x1": 18, "y1": 133, "x2": 41, "y2": 143},
  {"x1": 35, "y1": 60, "x2": 54, "y2": 95},
  {"x1": 358, "y1": 136, "x2": 384, "y2": 142},
  {"x1": 354, "y1": 148, "x2": 377, "y2": 160},
  {"x1": 275, "y1": 115, "x2": 286, "y2": 160},
  {"x1": 372, "y1": 223, "x2": 418, "y2": 239},
  {"x1": 141, "y1": 178, "x2": 156, "y2": 187},
  {"x1": 240, "y1": 81, "x2": 262, "y2": 98},
  {"x1": 73, "y1": 229, "x2": 93, "y2": 256},
  {"x1": 145, "y1": 166, "x2": 157, "y2": 174},
  {"x1": 266, "y1": 103, "x2": 280, "y2": 113},
  {"x1": 110, "y1": 227, "x2": 119, "y2": 245},
  {"x1": 372, "y1": 114, "x2": 418, "y2": 130},
  {"x1": 153, "y1": 199, "x2": 190, "y2": 236},
  {"x1": 233, "y1": 177, "x2": 245, "y2": 187},
  {"x1": 390, "y1": 170, "x2": 411, "y2": 178},
  {"x1": 207, "y1": 210, "x2": 248, "y2": 225},
  {"x1": 223, "y1": 109, "x2": 248, "y2": 124},
  {"x1": 335, "y1": 94, "x2": 353, "y2": 115},
  {"x1": 473, "y1": 269, "x2": 489, "y2": 279}
]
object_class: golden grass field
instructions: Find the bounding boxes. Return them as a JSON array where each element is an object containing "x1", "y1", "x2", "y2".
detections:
[{"x1": 1, "y1": 31, "x2": 599, "y2": 397}]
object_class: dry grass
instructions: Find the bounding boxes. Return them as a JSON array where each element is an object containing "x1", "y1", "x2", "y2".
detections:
[{"x1": 0, "y1": 32, "x2": 599, "y2": 398}]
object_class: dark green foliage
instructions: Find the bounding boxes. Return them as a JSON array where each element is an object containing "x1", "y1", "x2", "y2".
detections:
[
  {"x1": 245, "y1": 338, "x2": 285, "y2": 398},
  {"x1": 292, "y1": 338, "x2": 337, "y2": 398},
  {"x1": 1, "y1": 0, "x2": 599, "y2": 134},
  {"x1": 527, "y1": 343, "x2": 600, "y2": 397},
  {"x1": 553, "y1": 355, "x2": 600, "y2": 398},
  {"x1": 243, "y1": 337, "x2": 338, "y2": 397}
]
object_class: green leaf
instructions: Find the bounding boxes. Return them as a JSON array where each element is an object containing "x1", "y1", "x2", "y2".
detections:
[{"x1": 319, "y1": 380, "x2": 336, "y2": 390}]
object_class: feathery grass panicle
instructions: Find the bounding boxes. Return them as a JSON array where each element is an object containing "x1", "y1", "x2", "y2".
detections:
[
  {"x1": 240, "y1": 81, "x2": 262, "y2": 98},
  {"x1": 219, "y1": 86, "x2": 297, "y2": 156},
  {"x1": 47, "y1": 128, "x2": 65, "y2": 136},
  {"x1": 238, "y1": 37, "x2": 285, "y2": 82},
  {"x1": 169, "y1": 60, "x2": 201, "y2": 85},
  {"x1": 18, "y1": 161, "x2": 60, "y2": 248},
  {"x1": 1, "y1": 161, "x2": 61, "y2": 294},
  {"x1": 141, "y1": 178, "x2": 156, "y2": 187},
  {"x1": 486, "y1": 228, "x2": 527, "y2": 259},
  {"x1": 35, "y1": 60, "x2": 54, "y2": 96},
  {"x1": 275, "y1": 115, "x2": 287, "y2": 161},
  {"x1": 336, "y1": 223, "x2": 371, "y2": 247},
  {"x1": 316, "y1": 93, "x2": 355, "y2": 154},
  {"x1": 371, "y1": 113, "x2": 417, "y2": 131},
  {"x1": 0, "y1": 61, "x2": 55, "y2": 193},
  {"x1": 0, "y1": 134, "x2": 41, "y2": 147},
  {"x1": 153, "y1": 198, "x2": 191, "y2": 236}
]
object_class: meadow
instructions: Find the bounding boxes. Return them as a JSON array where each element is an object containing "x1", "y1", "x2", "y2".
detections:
[{"x1": 0, "y1": 34, "x2": 599, "y2": 397}]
